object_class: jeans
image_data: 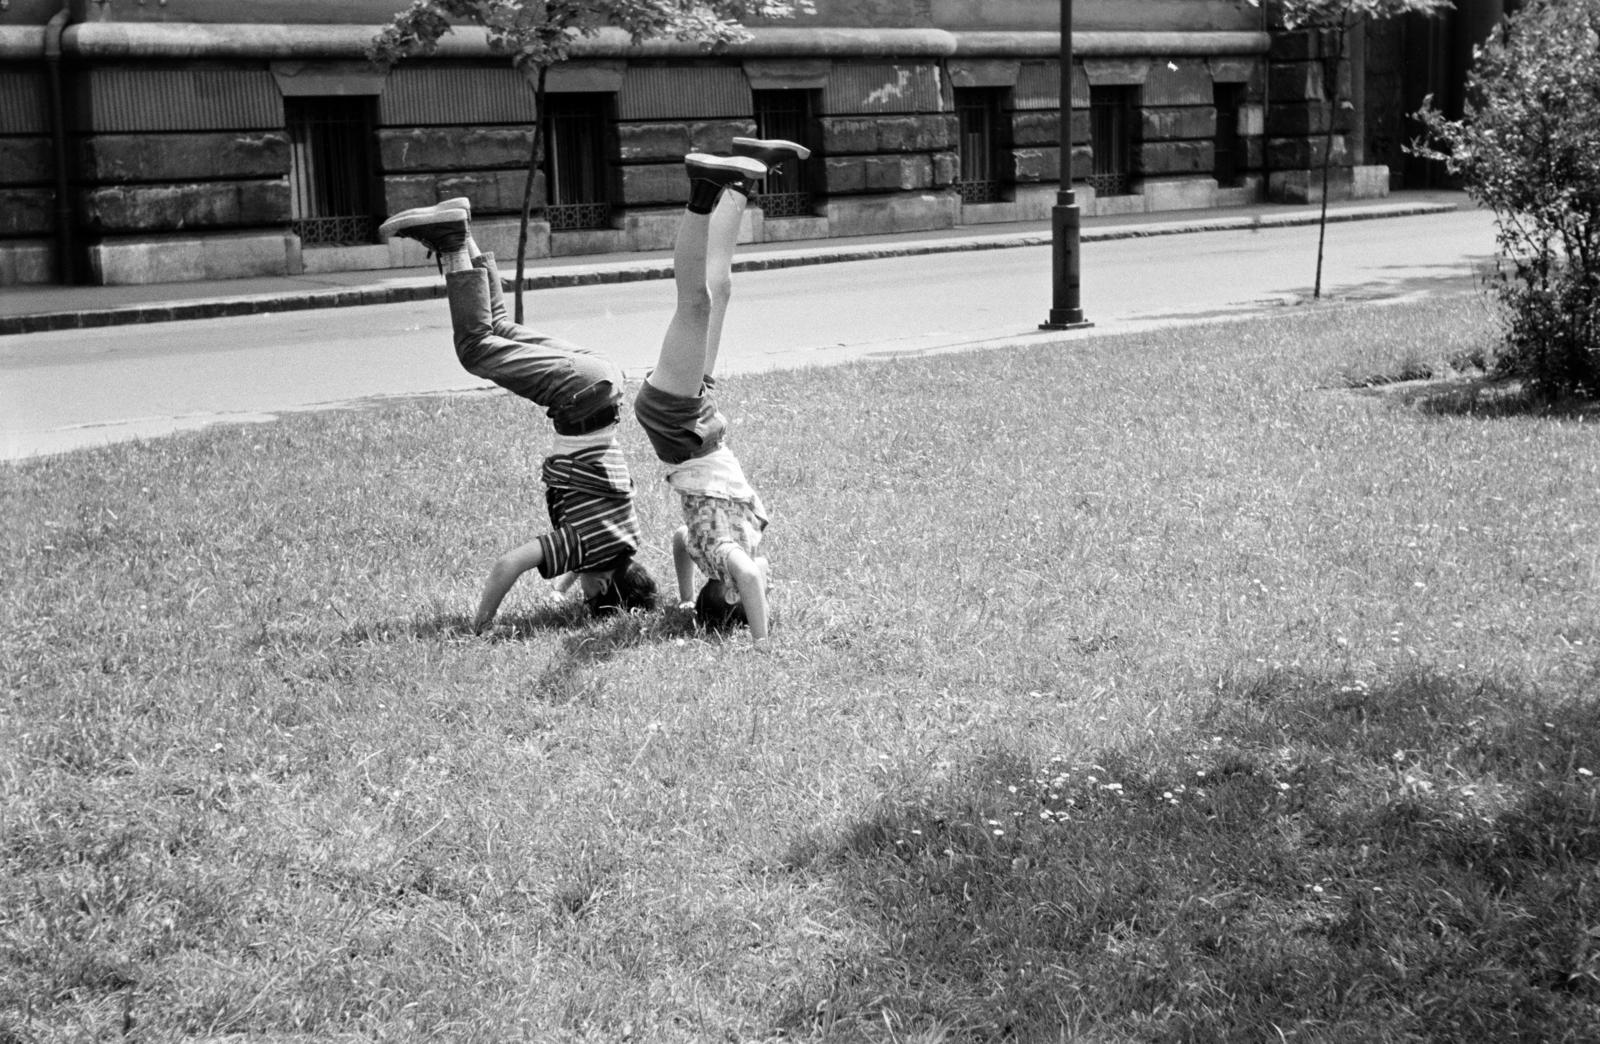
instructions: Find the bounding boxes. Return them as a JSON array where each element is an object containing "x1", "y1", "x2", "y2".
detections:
[{"x1": 446, "y1": 254, "x2": 622, "y2": 436}]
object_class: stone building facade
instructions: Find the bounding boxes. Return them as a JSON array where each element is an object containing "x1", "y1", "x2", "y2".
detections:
[{"x1": 0, "y1": 0, "x2": 1498, "y2": 287}]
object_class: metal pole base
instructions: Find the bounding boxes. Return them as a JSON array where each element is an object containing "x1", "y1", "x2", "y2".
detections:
[{"x1": 1041, "y1": 190, "x2": 1091, "y2": 330}]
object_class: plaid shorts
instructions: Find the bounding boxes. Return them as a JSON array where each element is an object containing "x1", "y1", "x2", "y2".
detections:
[{"x1": 681, "y1": 493, "x2": 763, "y2": 581}]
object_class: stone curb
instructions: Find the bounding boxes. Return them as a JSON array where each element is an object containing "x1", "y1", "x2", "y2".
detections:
[{"x1": 0, "y1": 202, "x2": 1455, "y2": 337}]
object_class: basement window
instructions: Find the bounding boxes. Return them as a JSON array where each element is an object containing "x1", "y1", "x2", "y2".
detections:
[
  {"x1": 1088, "y1": 86, "x2": 1136, "y2": 197},
  {"x1": 954, "y1": 87, "x2": 1008, "y2": 204},
  {"x1": 1214, "y1": 83, "x2": 1246, "y2": 187},
  {"x1": 543, "y1": 93, "x2": 614, "y2": 232},
  {"x1": 286, "y1": 96, "x2": 379, "y2": 246},
  {"x1": 752, "y1": 89, "x2": 822, "y2": 218}
]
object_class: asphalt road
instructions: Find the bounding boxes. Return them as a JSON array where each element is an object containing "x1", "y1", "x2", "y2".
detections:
[{"x1": 1, "y1": 208, "x2": 1498, "y2": 461}]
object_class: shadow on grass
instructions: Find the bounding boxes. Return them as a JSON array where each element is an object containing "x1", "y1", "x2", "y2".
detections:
[
  {"x1": 339, "y1": 602, "x2": 732, "y2": 703},
  {"x1": 1360, "y1": 375, "x2": 1600, "y2": 419},
  {"x1": 768, "y1": 670, "x2": 1600, "y2": 1043},
  {"x1": 530, "y1": 610, "x2": 674, "y2": 704},
  {"x1": 1275, "y1": 265, "x2": 1498, "y2": 308},
  {"x1": 340, "y1": 598, "x2": 615, "y2": 646}
]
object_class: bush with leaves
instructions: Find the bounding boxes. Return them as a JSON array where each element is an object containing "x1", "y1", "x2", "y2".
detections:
[{"x1": 1416, "y1": 0, "x2": 1600, "y2": 398}]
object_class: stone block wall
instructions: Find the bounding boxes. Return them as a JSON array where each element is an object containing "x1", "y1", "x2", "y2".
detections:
[
  {"x1": 81, "y1": 181, "x2": 292, "y2": 235},
  {"x1": 820, "y1": 61, "x2": 956, "y2": 203},
  {"x1": 615, "y1": 118, "x2": 754, "y2": 207},
  {"x1": 0, "y1": 129, "x2": 53, "y2": 240},
  {"x1": 1134, "y1": 59, "x2": 1219, "y2": 181},
  {"x1": 0, "y1": 64, "x2": 55, "y2": 282},
  {"x1": 0, "y1": 22, "x2": 1292, "y2": 285},
  {"x1": 0, "y1": 188, "x2": 52, "y2": 239},
  {"x1": 1265, "y1": 9, "x2": 1362, "y2": 203},
  {"x1": 78, "y1": 131, "x2": 290, "y2": 183},
  {"x1": 820, "y1": 113, "x2": 954, "y2": 195},
  {"x1": 377, "y1": 126, "x2": 539, "y2": 217}
]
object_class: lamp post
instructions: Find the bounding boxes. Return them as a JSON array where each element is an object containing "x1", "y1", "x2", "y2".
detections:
[{"x1": 1041, "y1": 0, "x2": 1090, "y2": 329}]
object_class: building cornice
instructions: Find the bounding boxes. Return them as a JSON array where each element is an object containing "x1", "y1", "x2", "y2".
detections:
[
  {"x1": 1, "y1": 23, "x2": 1269, "y2": 60},
  {"x1": 0, "y1": 26, "x2": 46, "y2": 58}
]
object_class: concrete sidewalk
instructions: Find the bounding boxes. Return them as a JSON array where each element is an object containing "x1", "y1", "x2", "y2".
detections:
[{"x1": 0, "y1": 191, "x2": 1466, "y2": 336}]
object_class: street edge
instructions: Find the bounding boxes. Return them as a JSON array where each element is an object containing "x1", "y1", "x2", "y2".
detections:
[{"x1": 0, "y1": 202, "x2": 1458, "y2": 337}]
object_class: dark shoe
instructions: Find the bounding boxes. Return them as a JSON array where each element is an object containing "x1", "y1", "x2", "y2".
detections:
[
  {"x1": 732, "y1": 136, "x2": 811, "y2": 174},
  {"x1": 378, "y1": 207, "x2": 469, "y2": 253},
  {"x1": 686, "y1": 153, "x2": 767, "y2": 191},
  {"x1": 684, "y1": 153, "x2": 767, "y2": 213}
]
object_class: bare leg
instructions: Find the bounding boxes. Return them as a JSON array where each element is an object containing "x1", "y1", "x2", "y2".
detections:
[
  {"x1": 651, "y1": 208, "x2": 716, "y2": 397},
  {"x1": 649, "y1": 154, "x2": 764, "y2": 398},
  {"x1": 701, "y1": 188, "x2": 747, "y2": 380}
]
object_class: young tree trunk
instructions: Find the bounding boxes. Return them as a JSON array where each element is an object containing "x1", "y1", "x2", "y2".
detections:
[
  {"x1": 1313, "y1": 19, "x2": 1350, "y2": 301},
  {"x1": 514, "y1": 64, "x2": 550, "y2": 324}
]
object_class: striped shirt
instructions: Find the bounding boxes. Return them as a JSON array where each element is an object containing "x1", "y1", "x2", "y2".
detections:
[{"x1": 535, "y1": 440, "x2": 641, "y2": 577}]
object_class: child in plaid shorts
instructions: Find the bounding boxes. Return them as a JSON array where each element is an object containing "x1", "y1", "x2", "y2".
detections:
[{"x1": 632, "y1": 140, "x2": 810, "y2": 641}]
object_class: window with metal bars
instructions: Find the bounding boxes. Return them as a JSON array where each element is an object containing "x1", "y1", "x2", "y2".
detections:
[
  {"x1": 752, "y1": 89, "x2": 821, "y2": 217},
  {"x1": 542, "y1": 93, "x2": 613, "y2": 231},
  {"x1": 286, "y1": 96, "x2": 379, "y2": 247},
  {"x1": 1088, "y1": 86, "x2": 1136, "y2": 197},
  {"x1": 1214, "y1": 82, "x2": 1246, "y2": 187},
  {"x1": 954, "y1": 87, "x2": 1008, "y2": 204}
]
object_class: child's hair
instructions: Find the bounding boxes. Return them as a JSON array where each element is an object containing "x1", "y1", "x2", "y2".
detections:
[
  {"x1": 585, "y1": 558, "x2": 659, "y2": 616},
  {"x1": 693, "y1": 578, "x2": 748, "y2": 631}
]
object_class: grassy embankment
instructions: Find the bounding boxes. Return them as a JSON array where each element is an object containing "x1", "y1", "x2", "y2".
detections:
[{"x1": 3, "y1": 294, "x2": 1597, "y2": 1042}]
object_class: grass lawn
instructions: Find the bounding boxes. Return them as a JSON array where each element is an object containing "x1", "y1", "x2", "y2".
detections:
[{"x1": 3, "y1": 294, "x2": 1598, "y2": 1042}]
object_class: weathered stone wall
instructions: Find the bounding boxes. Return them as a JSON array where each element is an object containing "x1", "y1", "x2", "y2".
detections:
[
  {"x1": 0, "y1": 64, "x2": 54, "y2": 245},
  {"x1": 617, "y1": 118, "x2": 754, "y2": 207},
  {"x1": 1265, "y1": 16, "x2": 1356, "y2": 203},
  {"x1": 377, "y1": 125, "x2": 539, "y2": 216},
  {"x1": 1135, "y1": 59, "x2": 1216, "y2": 178},
  {"x1": 822, "y1": 112, "x2": 956, "y2": 195},
  {"x1": 0, "y1": 187, "x2": 53, "y2": 238},
  {"x1": 81, "y1": 181, "x2": 291, "y2": 235},
  {"x1": 819, "y1": 61, "x2": 954, "y2": 207},
  {"x1": 0, "y1": 4, "x2": 1286, "y2": 284},
  {"x1": 78, "y1": 132, "x2": 289, "y2": 182}
]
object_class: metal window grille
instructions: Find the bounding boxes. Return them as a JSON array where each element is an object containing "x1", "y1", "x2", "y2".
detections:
[
  {"x1": 752, "y1": 89, "x2": 819, "y2": 216},
  {"x1": 1089, "y1": 86, "x2": 1135, "y2": 197},
  {"x1": 955, "y1": 88, "x2": 1006, "y2": 204},
  {"x1": 286, "y1": 96, "x2": 377, "y2": 247},
  {"x1": 1214, "y1": 83, "x2": 1245, "y2": 187},
  {"x1": 543, "y1": 93, "x2": 613, "y2": 231}
]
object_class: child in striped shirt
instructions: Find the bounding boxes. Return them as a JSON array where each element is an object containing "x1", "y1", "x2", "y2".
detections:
[
  {"x1": 378, "y1": 198, "x2": 657, "y2": 633},
  {"x1": 633, "y1": 139, "x2": 810, "y2": 642}
]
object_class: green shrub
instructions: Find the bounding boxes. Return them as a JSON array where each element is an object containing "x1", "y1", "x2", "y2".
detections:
[{"x1": 1416, "y1": 0, "x2": 1600, "y2": 398}]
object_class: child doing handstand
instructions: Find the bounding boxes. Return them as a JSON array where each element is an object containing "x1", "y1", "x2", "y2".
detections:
[
  {"x1": 378, "y1": 198, "x2": 657, "y2": 632},
  {"x1": 632, "y1": 139, "x2": 810, "y2": 641}
]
